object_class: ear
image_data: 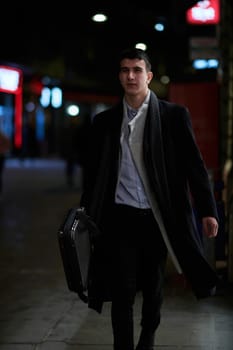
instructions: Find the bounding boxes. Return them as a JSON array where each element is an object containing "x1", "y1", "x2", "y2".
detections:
[{"x1": 147, "y1": 71, "x2": 153, "y2": 83}]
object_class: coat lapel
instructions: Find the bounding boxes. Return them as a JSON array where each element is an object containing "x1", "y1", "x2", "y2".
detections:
[{"x1": 143, "y1": 92, "x2": 173, "y2": 225}]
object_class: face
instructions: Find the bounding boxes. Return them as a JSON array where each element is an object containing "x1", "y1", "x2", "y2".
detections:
[{"x1": 119, "y1": 58, "x2": 153, "y2": 97}]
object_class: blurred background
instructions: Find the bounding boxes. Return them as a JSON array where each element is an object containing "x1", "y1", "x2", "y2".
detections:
[{"x1": 0, "y1": 0, "x2": 233, "y2": 282}]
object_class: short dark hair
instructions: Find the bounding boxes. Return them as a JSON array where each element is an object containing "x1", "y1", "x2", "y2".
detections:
[{"x1": 119, "y1": 47, "x2": 152, "y2": 71}]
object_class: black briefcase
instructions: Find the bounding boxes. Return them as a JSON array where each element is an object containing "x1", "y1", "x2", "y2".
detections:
[{"x1": 57, "y1": 207, "x2": 100, "y2": 302}]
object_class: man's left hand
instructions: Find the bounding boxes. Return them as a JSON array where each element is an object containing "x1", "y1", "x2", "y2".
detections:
[{"x1": 202, "y1": 217, "x2": 219, "y2": 238}]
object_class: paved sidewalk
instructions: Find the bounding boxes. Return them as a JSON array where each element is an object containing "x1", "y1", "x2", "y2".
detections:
[{"x1": 0, "y1": 158, "x2": 232, "y2": 349}]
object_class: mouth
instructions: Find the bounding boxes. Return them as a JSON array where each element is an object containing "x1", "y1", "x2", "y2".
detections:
[{"x1": 126, "y1": 83, "x2": 137, "y2": 88}]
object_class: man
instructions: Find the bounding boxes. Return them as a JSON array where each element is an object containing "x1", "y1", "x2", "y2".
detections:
[{"x1": 80, "y1": 48, "x2": 219, "y2": 350}]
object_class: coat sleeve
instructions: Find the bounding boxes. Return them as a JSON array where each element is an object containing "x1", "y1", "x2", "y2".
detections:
[
  {"x1": 79, "y1": 113, "x2": 104, "y2": 210},
  {"x1": 177, "y1": 107, "x2": 218, "y2": 221}
]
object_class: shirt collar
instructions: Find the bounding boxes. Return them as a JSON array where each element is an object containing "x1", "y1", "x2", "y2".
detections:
[{"x1": 124, "y1": 90, "x2": 150, "y2": 121}]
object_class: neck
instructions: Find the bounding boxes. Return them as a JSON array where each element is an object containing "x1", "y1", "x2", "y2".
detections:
[{"x1": 124, "y1": 89, "x2": 149, "y2": 109}]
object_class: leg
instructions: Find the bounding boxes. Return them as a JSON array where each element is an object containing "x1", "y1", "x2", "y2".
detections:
[
  {"x1": 136, "y1": 263, "x2": 166, "y2": 350},
  {"x1": 110, "y1": 235, "x2": 136, "y2": 350},
  {"x1": 111, "y1": 297, "x2": 135, "y2": 350},
  {"x1": 136, "y1": 214, "x2": 167, "y2": 350},
  {"x1": 109, "y1": 205, "x2": 139, "y2": 350}
]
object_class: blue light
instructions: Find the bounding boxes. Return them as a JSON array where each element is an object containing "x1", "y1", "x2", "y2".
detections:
[
  {"x1": 192, "y1": 59, "x2": 219, "y2": 70},
  {"x1": 40, "y1": 87, "x2": 51, "y2": 108},
  {"x1": 193, "y1": 59, "x2": 208, "y2": 69},
  {"x1": 40, "y1": 86, "x2": 62, "y2": 108},
  {"x1": 208, "y1": 59, "x2": 218, "y2": 68},
  {"x1": 154, "y1": 23, "x2": 164, "y2": 32},
  {"x1": 51, "y1": 87, "x2": 62, "y2": 108}
]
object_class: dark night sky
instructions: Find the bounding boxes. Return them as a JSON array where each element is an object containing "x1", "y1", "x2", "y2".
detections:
[{"x1": 1, "y1": 1, "x2": 202, "y2": 93}]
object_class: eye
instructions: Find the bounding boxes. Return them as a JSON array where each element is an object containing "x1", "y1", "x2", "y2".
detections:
[
  {"x1": 134, "y1": 67, "x2": 143, "y2": 72},
  {"x1": 120, "y1": 67, "x2": 129, "y2": 73}
]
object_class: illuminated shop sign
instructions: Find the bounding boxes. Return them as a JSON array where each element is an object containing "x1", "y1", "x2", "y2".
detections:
[
  {"x1": 186, "y1": 0, "x2": 220, "y2": 25},
  {"x1": 0, "y1": 66, "x2": 23, "y2": 148},
  {"x1": 0, "y1": 66, "x2": 22, "y2": 93}
]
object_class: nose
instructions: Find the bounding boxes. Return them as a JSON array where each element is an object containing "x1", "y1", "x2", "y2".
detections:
[{"x1": 127, "y1": 69, "x2": 135, "y2": 80}]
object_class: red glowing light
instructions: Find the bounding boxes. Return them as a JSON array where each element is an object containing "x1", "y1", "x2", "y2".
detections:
[{"x1": 186, "y1": 0, "x2": 220, "y2": 25}]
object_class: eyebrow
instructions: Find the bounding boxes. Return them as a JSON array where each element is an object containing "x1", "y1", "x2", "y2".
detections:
[{"x1": 120, "y1": 66, "x2": 144, "y2": 71}]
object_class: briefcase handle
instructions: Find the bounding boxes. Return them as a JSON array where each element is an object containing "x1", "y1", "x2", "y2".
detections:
[{"x1": 76, "y1": 207, "x2": 101, "y2": 238}]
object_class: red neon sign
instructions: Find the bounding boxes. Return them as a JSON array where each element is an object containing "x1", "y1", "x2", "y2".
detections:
[
  {"x1": 0, "y1": 66, "x2": 23, "y2": 148},
  {"x1": 186, "y1": 0, "x2": 220, "y2": 25}
]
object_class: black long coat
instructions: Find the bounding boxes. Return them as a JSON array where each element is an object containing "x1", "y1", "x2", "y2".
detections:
[{"x1": 80, "y1": 91, "x2": 219, "y2": 313}]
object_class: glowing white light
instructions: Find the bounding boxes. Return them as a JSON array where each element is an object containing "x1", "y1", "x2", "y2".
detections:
[
  {"x1": 191, "y1": 6, "x2": 215, "y2": 21},
  {"x1": 66, "y1": 104, "x2": 80, "y2": 117},
  {"x1": 135, "y1": 43, "x2": 147, "y2": 51},
  {"x1": 92, "y1": 13, "x2": 107, "y2": 22},
  {"x1": 0, "y1": 68, "x2": 20, "y2": 92}
]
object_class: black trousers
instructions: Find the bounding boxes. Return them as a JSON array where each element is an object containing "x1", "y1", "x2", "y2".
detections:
[{"x1": 107, "y1": 204, "x2": 168, "y2": 350}]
